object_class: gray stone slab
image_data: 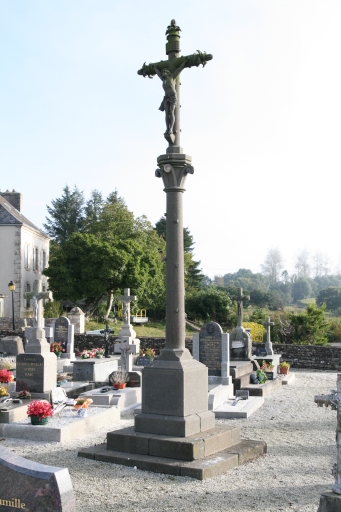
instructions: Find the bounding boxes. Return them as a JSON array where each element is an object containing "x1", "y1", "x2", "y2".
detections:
[
  {"x1": 79, "y1": 386, "x2": 141, "y2": 409},
  {"x1": 0, "y1": 336, "x2": 24, "y2": 356},
  {"x1": 281, "y1": 372, "x2": 296, "y2": 385},
  {"x1": 0, "y1": 402, "x2": 29, "y2": 423},
  {"x1": 78, "y1": 438, "x2": 266, "y2": 480},
  {"x1": 0, "y1": 406, "x2": 120, "y2": 442},
  {"x1": 214, "y1": 397, "x2": 264, "y2": 419},
  {"x1": 318, "y1": 490, "x2": 341, "y2": 512},
  {"x1": 243, "y1": 377, "x2": 283, "y2": 397},
  {"x1": 72, "y1": 358, "x2": 118, "y2": 382},
  {"x1": 0, "y1": 445, "x2": 75, "y2": 511}
]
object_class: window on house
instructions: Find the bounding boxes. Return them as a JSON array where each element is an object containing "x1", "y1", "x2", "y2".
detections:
[
  {"x1": 25, "y1": 283, "x2": 31, "y2": 308},
  {"x1": 33, "y1": 247, "x2": 38, "y2": 271},
  {"x1": 24, "y1": 244, "x2": 29, "y2": 269},
  {"x1": 42, "y1": 251, "x2": 46, "y2": 270}
]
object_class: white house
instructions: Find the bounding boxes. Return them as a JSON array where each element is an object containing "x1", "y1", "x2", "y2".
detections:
[{"x1": 0, "y1": 190, "x2": 50, "y2": 321}]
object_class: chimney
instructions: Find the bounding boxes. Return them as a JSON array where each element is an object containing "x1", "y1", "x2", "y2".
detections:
[{"x1": 0, "y1": 190, "x2": 23, "y2": 212}]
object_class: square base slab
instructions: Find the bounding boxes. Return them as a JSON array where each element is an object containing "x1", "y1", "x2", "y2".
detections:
[
  {"x1": 318, "y1": 491, "x2": 341, "y2": 512},
  {"x1": 78, "y1": 438, "x2": 267, "y2": 480},
  {"x1": 135, "y1": 410, "x2": 215, "y2": 437},
  {"x1": 214, "y1": 397, "x2": 264, "y2": 419}
]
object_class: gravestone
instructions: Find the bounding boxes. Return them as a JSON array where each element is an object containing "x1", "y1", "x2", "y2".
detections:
[
  {"x1": 114, "y1": 288, "x2": 140, "y2": 372},
  {"x1": 263, "y1": 316, "x2": 274, "y2": 355},
  {"x1": 0, "y1": 336, "x2": 24, "y2": 356},
  {"x1": 192, "y1": 322, "x2": 232, "y2": 410},
  {"x1": 229, "y1": 288, "x2": 252, "y2": 361},
  {"x1": 193, "y1": 322, "x2": 229, "y2": 383},
  {"x1": 54, "y1": 316, "x2": 75, "y2": 359},
  {"x1": 16, "y1": 280, "x2": 57, "y2": 393},
  {"x1": 68, "y1": 307, "x2": 85, "y2": 334},
  {"x1": 0, "y1": 446, "x2": 75, "y2": 511}
]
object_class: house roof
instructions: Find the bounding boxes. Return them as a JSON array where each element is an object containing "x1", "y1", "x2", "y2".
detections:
[{"x1": 0, "y1": 195, "x2": 49, "y2": 238}]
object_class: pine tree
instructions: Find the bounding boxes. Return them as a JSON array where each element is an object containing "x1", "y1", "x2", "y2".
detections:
[{"x1": 43, "y1": 185, "x2": 84, "y2": 244}]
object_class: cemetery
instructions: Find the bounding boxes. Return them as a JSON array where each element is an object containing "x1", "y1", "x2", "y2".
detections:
[{"x1": 1, "y1": 7, "x2": 340, "y2": 512}]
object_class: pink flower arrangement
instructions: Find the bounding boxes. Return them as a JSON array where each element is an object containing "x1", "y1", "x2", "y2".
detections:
[
  {"x1": 78, "y1": 349, "x2": 97, "y2": 359},
  {"x1": 27, "y1": 400, "x2": 53, "y2": 419},
  {"x1": 50, "y1": 342, "x2": 64, "y2": 354},
  {"x1": 260, "y1": 360, "x2": 274, "y2": 371},
  {"x1": 0, "y1": 369, "x2": 14, "y2": 383}
]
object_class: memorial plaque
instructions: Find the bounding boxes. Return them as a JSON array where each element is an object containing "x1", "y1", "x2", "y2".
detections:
[
  {"x1": 198, "y1": 322, "x2": 223, "y2": 376},
  {"x1": 136, "y1": 356, "x2": 151, "y2": 367},
  {"x1": 54, "y1": 317, "x2": 70, "y2": 354},
  {"x1": 16, "y1": 354, "x2": 44, "y2": 392},
  {"x1": 0, "y1": 446, "x2": 75, "y2": 511}
]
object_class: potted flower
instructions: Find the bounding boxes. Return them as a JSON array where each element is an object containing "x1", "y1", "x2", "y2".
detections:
[
  {"x1": 138, "y1": 347, "x2": 156, "y2": 366},
  {"x1": 94, "y1": 348, "x2": 105, "y2": 358},
  {"x1": 17, "y1": 390, "x2": 31, "y2": 400},
  {"x1": 78, "y1": 349, "x2": 96, "y2": 359},
  {"x1": 256, "y1": 369, "x2": 268, "y2": 384},
  {"x1": 0, "y1": 386, "x2": 10, "y2": 398},
  {"x1": 27, "y1": 400, "x2": 53, "y2": 425},
  {"x1": 260, "y1": 360, "x2": 274, "y2": 380},
  {"x1": 50, "y1": 342, "x2": 63, "y2": 358},
  {"x1": 0, "y1": 368, "x2": 14, "y2": 393},
  {"x1": 0, "y1": 357, "x2": 16, "y2": 377},
  {"x1": 73, "y1": 397, "x2": 93, "y2": 411},
  {"x1": 279, "y1": 361, "x2": 290, "y2": 375},
  {"x1": 109, "y1": 371, "x2": 130, "y2": 389}
]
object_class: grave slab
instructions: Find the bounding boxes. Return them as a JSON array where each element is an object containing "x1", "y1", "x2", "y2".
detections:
[
  {"x1": 281, "y1": 372, "x2": 295, "y2": 385},
  {"x1": 0, "y1": 336, "x2": 24, "y2": 356},
  {"x1": 79, "y1": 386, "x2": 141, "y2": 410},
  {"x1": 72, "y1": 358, "x2": 118, "y2": 382},
  {"x1": 0, "y1": 446, "x2": 75, "y2": 511},
  {"x1": 214, "y1": 397, "x2": 264, "y2": 419},
  {"x1": 0, "y1": 406, "x2": 120, "y2": 442}
]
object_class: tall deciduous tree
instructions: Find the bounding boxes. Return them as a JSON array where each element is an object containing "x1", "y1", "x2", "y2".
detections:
[
  {"x1": 295, "y1": 250, "x2": 311, "y2": 278},
  {"x1": 43, "y1": 185, "x2": 85, "y2": 244},
  {"x1": 261, "y1": 248, "x2": 284, "y2": 283}
]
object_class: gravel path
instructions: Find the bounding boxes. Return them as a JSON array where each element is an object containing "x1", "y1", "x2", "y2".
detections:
[{"x1": 1, "y1": 370, "x2": 338, "y2": 512}]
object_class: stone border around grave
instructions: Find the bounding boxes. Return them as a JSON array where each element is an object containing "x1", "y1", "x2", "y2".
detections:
[{"x1": 0, "y1": 406, "x2": 120, "y2": 442}]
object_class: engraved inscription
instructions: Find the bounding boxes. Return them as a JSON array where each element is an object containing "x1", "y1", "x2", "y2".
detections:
[{"x1": 199, "y1": 336, "x2": 221, "y2": 376}]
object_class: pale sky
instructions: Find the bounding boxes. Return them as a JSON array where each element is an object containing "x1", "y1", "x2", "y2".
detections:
[{"x1": 1, "y1": 1, "x2": 340, "y2": 278}]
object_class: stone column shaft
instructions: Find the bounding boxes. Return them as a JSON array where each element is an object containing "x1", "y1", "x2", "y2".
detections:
[{"x1": 165, "y1": 190, "x2": 185, "y2": 350}]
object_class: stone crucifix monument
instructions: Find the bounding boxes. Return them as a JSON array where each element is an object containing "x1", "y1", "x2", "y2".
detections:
[
  {"x1": 114, "y1": 288, "x2": 140, "y2": 372},
  {"x1": 229, "y1": 287, "x2": 252, "y2": 361},
  {"x1": 79, "y1": 20, "x2": 266, "y2": 479},
  {"x1": 16, "y1": 279, "x2": 57, "y2": 393}
]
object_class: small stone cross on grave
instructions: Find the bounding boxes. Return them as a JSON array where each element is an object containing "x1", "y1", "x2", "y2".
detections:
[
  {"x1": 24, "y1": 279, "x2": 52, "y2": 329},
  {"x1": 315, "y1": 374, "x2": 341, "y2": 495},
  {"x1": 118, "y1": 288, "x2": 136, "y2": 327},
  {"x1": 231, "y1": 288, "x2": 250, "y2": 327},
  {"x1": 114, "y1": 288, "x2": 140, "y2": 372},
  {"x1": 263, "y1": 316, "x2": 274, "y2": 355},
  {"x1": 100, "y1": 324, "x2": 114, "y2": 358}
]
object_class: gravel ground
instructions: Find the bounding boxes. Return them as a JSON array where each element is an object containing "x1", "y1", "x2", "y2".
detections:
[{"x1": 1, "y1": 370, "x2": 338, "y2": 512}]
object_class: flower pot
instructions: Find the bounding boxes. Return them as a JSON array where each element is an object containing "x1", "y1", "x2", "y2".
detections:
[
  {"x1": 96, "y1": 355, "x2": 104, "y2": 359},
  {"x1": 30, "y1": 416, "x2": 49, "y2": 425},
  {"x1": 279, "y1": 367, "x2": 289, "y2": 375},
  {"x1": 113, "y1": 383, "x2": 126, "y2": 389},
  {"x1": 56, "y1": 352, "x2": 62, "y2": 359}
]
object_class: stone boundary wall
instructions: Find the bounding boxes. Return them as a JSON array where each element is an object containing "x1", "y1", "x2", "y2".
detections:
[
  {"x1": 1, "y1": 330, "x2": 340, "y2": 370},
  {"x1": 73, "y1": 334, "x2": 193, "y2": 356}
]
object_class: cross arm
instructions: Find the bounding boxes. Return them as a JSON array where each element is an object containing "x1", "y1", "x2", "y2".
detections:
[{"x1": 137, "y1": 51, "x2": 213, "y2": 78}]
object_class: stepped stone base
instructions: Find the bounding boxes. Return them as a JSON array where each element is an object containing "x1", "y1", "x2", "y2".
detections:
[
  {"x1": 78, "y1": 424, "x2": 267, "y2": 480},
  {"x1": 230, "y1": 360, "x2": 283, "y2": 397},
  {"x1": 318, "y1": 491, "x2": 341, "y2": 512}
]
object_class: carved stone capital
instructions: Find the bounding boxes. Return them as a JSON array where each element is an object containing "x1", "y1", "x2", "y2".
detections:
[{"x1": 155, "y1": 153, "x2": 193, "y2": 191}]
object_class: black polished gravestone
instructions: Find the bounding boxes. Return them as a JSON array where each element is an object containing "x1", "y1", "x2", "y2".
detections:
[
  {"x1": 0, "y1": 446, "x2": 75, "y2": 511},
  {"x1": 54, "y1": 317, "x2": 69, "y2": 353},
  {"x1": 198, "y1": 322, "x2": 223, "y2": 376}
]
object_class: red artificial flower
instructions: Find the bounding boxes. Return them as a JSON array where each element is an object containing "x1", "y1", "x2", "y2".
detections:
[{"x1": 27, "y1": 400, "x2": 53, "y2": 419}]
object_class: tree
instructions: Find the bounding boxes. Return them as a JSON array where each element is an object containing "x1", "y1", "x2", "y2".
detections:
[
  {"x1": 155, "y1": 216, "x2": 204, "y2": 292},
  {"x1": 294, "y1": 250, "x2": 311, "y2": 278},
  {"x1": 274, "y1": 304, "x2": 328, "y2": 345},
  {"x1": 317, "y1": 287, "x2": 341, "y2": 311},
  {"x1": 44, "y1": 199, "x2": 166, "y2": 318},
  {"x1": 292, "y1": 277, "x2": 313, "y2": 302},
  {"x1": 261, "y1": 248, "x2": 284, "y2": 282},
  {"x1": 185, "y1": 287, "x2": 234, "y2": 327},
  {"x1": 43, "y1": 185, "x2": 84, "y2": 244},
  {"x1": 313, "y1": 252, "x2": 330, "y2": 277},
  {"x1": 83, "y1": 190, "x2": 103, "y2": 230}
]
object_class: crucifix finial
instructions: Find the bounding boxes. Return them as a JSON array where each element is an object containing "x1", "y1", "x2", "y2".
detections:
[{"x1": 137, "y1": 21, "x2": 213, "y2": 148}]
